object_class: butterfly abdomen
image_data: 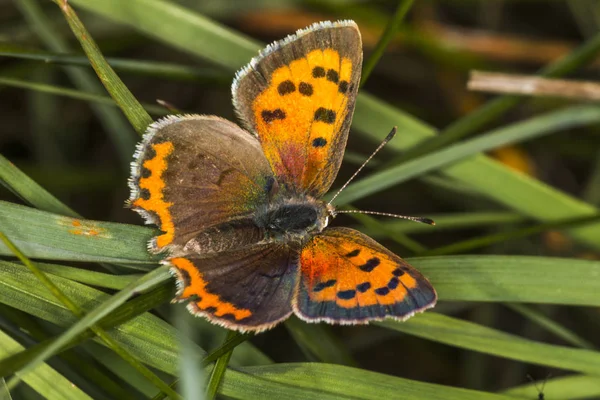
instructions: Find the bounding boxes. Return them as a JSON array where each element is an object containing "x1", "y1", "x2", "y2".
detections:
[{"x1": 182, "y1": 218, "x2": 266, "y2": 254}]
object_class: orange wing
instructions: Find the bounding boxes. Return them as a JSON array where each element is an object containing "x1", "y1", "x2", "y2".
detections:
[
  {"x1": 232, "y1": 21, "x2": 362, "y2": 197},
  {"x1": 294, "y1": 227, "x2": 436, "y2": 323}
]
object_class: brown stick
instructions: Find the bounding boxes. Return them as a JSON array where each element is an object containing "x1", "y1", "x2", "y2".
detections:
[{"x1": 468, "y1": 70, "x2": 600, "y2": 101}]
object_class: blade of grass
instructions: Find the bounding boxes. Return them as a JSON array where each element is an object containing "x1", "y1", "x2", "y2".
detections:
[
  {"x1": 205, "y1": 331, "x2": 237, "y2": 400},
  {"x1": 49, "y1": 0, "x2": 152, "y2": 135},
  {"x1": 0, "y1": 44, "x2": 229, "y2": 83},
  {"x1": 0, "y1": 330, "x2": 92, "y2": 400},
  {"x1": 284, "y1": 317, "x2": 357, "y2": 366},
  {"x1": 379, "y1": 312, "x2": 600, "y2": 376},
  {"x1": 0, "y1": 232, "x2": 181, "y2": 399},
  {"x1": 16, "y1": 0, "x2": 138, "y2": 167},
  {"x1": 221, "y1": 363, "x2": 516, "y2": 400},
  {"x1": 506, "y1": 304, "x2": 595, "y2": 350},
  {"x1": 0, "y1": 201, "x2": 158, "y2": 267},
  {"x1": 69, "y1": 0, "x2": 260, "y2": 69},
  {"x1": 6, "y1": 262, "x2": 175, "y2": 395},
  {"x1": 503, "y1": 374, "x2": 600, "y2": 400},
  {"x1": 360, "y1": 0, "x2": 414, "y2": 87},
  {"x1": 417, "y1": 213, "x2": 600, "y2": 256},
  {"x1": 332, "y1": 104, "x2": 600, "y2": 206},
  {"x1": 0, "y1": 76, "x2": 168, "y2": 115},
  {"x1": 0, "y1": 281, "x2": 176, "y2": 378},
  {"x1": 398, "y1": 29, "x2": 600, "y2": 162},
  {"x1": 0, "y1": 154, "x2": 78, "y2": 217}
]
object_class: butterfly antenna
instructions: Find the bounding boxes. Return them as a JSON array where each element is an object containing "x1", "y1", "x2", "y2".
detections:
[
  {"x1": 328, "y1": 126, "x2": 397, "y2": 206},
  {"x1": 334, "y1": 210, "x2": 435, "y2": 225}
]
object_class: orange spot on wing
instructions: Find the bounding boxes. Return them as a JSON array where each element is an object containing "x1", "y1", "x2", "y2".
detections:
[
  {"x1": 170, "y1": 258, "x2": 252, "y2": 321},
  {"x1": 133, "y1": 142, "x2": 175, "y2": 248}
]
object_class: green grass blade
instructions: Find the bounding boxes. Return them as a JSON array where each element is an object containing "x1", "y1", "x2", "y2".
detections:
[
  {"x1": 333, "y1": 105, "x2": 600, "y2": 207},
  {"x1": 0, "y1": 76, "x2": 168, "y2": 115},
  {"x1": 0, "y1": 330, "x2": 92, "y2": 400},
  {"x1": 506, "y1": 304, "x2": 595, "y2": 350},
  {"x1": 68, "y1": 0, "x2": 260, "y2": 69},
  {"x1": 360, "y1": 0, "x2": 414, "y2": 86},
  {"x1": 284, "y1": 317, "x2": 357, "y2": 366},
  {"x1": 206, "y1": 331, "x2": 237, "y2": 400},
  {"x1": 0, "y1": 281, "x2": 177, "y2": 378},
  {"x1": 50, "y1": 0, "x2": 152, "y2": 135},
  {"x1": 8, "y1": 265, "x2": 173, "y2": 386},
  {"x1": 503, "y1": 374, "x2": 600, "y2": 400},
  {"x1": 417, "y1": 255, "x2": 600, "y2": 306},
  {"x1": 0, "y1": 154, "x2": 78, "y2": 217},
  {"x1": 221, "y1": 363, "x2": 516, "y2": 400},
  {"x1": 33, "y1": 262, "x2": 141, "y2": 290},
  {"x1": 351, "y1": 95, "x2": 600, "y2": 250},
  {"x1": 399, "y1": 30, "x2": 600, "y2": 160},
  {"x1": 380, "y1": 313, "x2": 600, "y2": 376},
  {"x1": 418, "y1": 214, "x2": 600, "y2": 256},
  {"x1": 0, "y1": 44, "x2": 229, "y2": 83},
  {"x1": 0, "y1": 201, "x2": 157, "y2": 266},
  {"x1": 17, "y1": 0, "x2": 138, "y2": 167}
]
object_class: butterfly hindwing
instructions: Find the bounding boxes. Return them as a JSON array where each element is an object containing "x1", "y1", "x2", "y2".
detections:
[
  {"x1": 128, "y1": 115, "x2": 276, "y2": 253},
  {"x1": 169, "y1": 243, "x2": 298, "y2": 332},
  {"x1": 294, "y1": 227, "x2": 437, "y2": 323},
  {"x1": 232, "y1": 21, "x2": 362, "y2": 197}
]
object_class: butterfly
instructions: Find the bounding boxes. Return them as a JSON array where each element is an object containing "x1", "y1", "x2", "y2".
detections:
[{"x1": 128, "y1": 20, "x2": 437, "y2": 332}]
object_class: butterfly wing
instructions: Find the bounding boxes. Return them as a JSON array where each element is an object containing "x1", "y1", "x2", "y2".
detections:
[
  {"x1": 232, "y1": 20, "x2": 362, "y2": 197},
  {"x1": 128, "y1": 115, "x2": 276, "y2": 253},
  {"x1": 294, "y1": 227, "x2": 437, "y2": 323},
  {"x1": 169, "y1": 243, "x2": 298, "y2": 332}
]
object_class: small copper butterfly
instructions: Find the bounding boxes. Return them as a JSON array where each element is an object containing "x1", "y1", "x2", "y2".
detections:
[{"x1": 128, "y1": 21, "x2": 437, "y2": 332}]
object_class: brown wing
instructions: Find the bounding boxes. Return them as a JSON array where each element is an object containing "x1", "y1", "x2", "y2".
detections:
[
  {"x1": 128, "y1": 115, "x2": 276, "y2": 253},
  {"x1": 232, "y1": 20, "x2": 362, "y2": 197},
  {"x1": 169, "y1": 243, "x2": 299, "y2": 332}
]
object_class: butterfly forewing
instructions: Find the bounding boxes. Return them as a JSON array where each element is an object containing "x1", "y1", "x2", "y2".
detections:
[
  {"x1": 129, "y1": 115, "x2": 275, "y2": 253},
  {"x1": 232, "y1": 21, "x2": 362, "y2": 197},
  {"x1": 294, "y1": 227, "x2": 437, "y2": 323}
]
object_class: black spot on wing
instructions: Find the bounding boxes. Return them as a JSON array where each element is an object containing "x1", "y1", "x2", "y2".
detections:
[
  {"x1": 139, "y1": 188, "x2": 150, "y2": 200},
  {"x1": 374, "y1": 287, "x2": 390, "y2": 296},
  {"x1": 312, "y1": 66, "x2": 325, "y2": 78},
  {"x1": 345, "y1": 249, "x2": 360, "y2": 258},
  {"x1": 262, "y1": 109, "x2": 286, "y2": 123},
  {"x1": 141, "y1": 167, "x2": 151, "y2": 179},
  {"x1": 326, "y1": 69, "x2": 339, "y2": 83},
  {"x1": 359, "y1": 258, "x2": 380, "y2": 272},
  {"x1": 178, "y1": 268, "x2": 191, "y2": 288},
  {"x1": 388, "y1": 277, "x2": 399, "y2": 290},
  {"x1": 299, "y1": 82, "x2": 313, "y2": 96},
  {"x1": 313, "y1": 279, "x2": 336, "y2": 292},
  {"x1": 393, "y1": 267, "x2": 405, "y2": 277},
  {"x1": 312, "y1": 138, "x2": 327, "y2": 147},
  {"x1": 277, "y1": 80, "x2": 295, "y2": 96},
  {"x1": 338, "y1": 80, "x2": 349, "y2": 94},
  {"x1": 337, "y1": 289, "x2": 356, "y2": 299},
  {"x1": 314, "y1": 108, "x2": 336, "y2": 124},
  {"x1": 356, "y1": 282, "x2": 371, "y2": 293}
]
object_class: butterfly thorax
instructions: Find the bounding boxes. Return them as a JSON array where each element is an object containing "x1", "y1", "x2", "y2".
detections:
[{"x1": 254, "y1": 195, "x2": 330, "y2": 244}]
